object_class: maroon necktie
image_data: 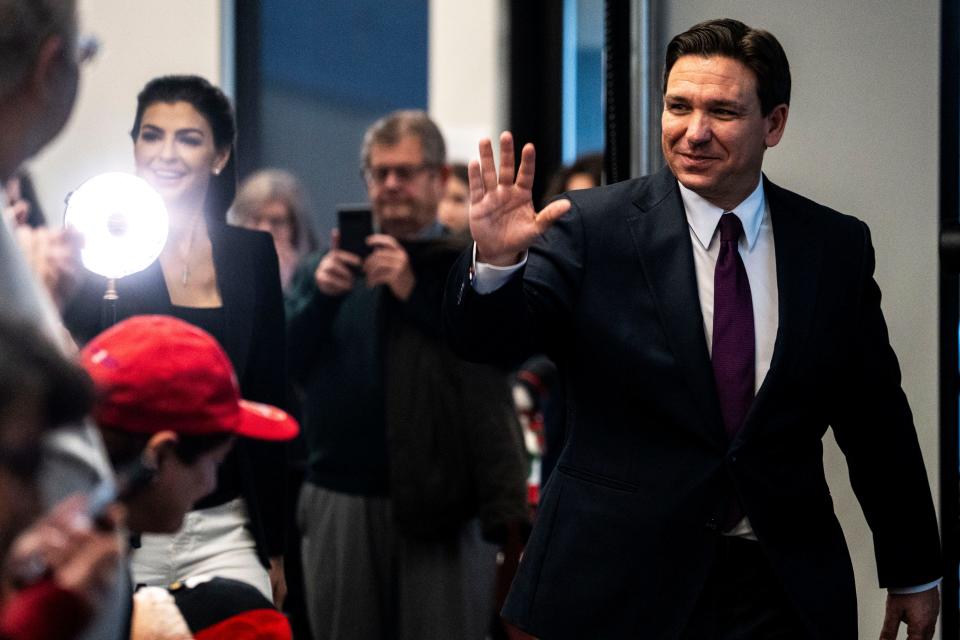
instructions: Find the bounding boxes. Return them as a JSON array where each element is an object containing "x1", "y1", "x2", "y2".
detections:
[
  {"x1": 711, "y1": 213, "x2": 754, "y2": 529},
  {"x1": 711, "y1": 212, "x2": 755, "y2": 441}
]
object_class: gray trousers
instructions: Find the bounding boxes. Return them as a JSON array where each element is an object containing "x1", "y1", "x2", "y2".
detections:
[{"x1": 298, "y1": 482, "x2": 498, "y2": 640}]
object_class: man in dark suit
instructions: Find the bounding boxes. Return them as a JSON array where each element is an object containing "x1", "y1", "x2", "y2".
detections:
[{"x1": 444, "y1": 18, "x2": 941, "y2": 640}]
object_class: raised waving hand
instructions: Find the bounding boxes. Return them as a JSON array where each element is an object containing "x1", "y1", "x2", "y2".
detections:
[{"x1": 469, "y1": 132, "x2": 571, "y2": 266}]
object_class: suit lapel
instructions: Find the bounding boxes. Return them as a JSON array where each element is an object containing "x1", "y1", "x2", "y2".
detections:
[
  {"x1": 628, "y1": 168, "x2": 726, "y2": 445},
  {"x1": 736, "y1": 176, "x2": 823, "y2": 442}
]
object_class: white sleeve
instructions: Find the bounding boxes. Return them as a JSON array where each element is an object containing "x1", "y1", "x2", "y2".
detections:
[{"x1": 470, "y1": 243, "x2": 527, "y2": 294}]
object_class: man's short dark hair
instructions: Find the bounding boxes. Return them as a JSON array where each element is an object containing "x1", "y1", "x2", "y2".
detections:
[{"x1": 663, "y1": 18, "x2": 790, "y2": 116}]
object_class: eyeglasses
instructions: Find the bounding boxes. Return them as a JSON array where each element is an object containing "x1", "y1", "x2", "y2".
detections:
[
  {"x1": 362, "y1": 163, "x2": 437, "y2": 185},
  {"x1": 75, "y1": 34, "x2": 99, "y2": 66}
]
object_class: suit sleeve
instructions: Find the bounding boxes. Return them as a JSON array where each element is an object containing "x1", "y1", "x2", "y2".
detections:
[
  {"x1": 829, "y1": 221, "x2": 941, "y2": 588},
  {"x1": 443, "y1": 201, "x2": 586, "y2": 366}
]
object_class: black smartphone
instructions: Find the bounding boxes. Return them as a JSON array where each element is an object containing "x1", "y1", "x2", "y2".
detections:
[{"x1": 337, "y1": 204, "x2": 374, "y2": 258}]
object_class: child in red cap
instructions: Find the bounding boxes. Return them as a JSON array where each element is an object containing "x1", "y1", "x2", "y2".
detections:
[{"x1": 79, "y1": 315, "x2": 298, "y2": 547}]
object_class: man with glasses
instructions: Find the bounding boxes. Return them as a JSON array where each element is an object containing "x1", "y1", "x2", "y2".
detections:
[{"x1": 287, "y1": 110, "x2": 528, "y2": 640}]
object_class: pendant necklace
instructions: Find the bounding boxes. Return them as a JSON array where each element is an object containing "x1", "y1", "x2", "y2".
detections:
[{"x1": 180, "y1": 215, "x2": 200, "y2": 286}]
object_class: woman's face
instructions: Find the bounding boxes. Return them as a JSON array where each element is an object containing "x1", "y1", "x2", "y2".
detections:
[
  {"x1": 245, "y1": 198, "x2": 295, "y2": 252},
  {"x1": 133, "y1": 101, "x2": 229, "y2": 210}
]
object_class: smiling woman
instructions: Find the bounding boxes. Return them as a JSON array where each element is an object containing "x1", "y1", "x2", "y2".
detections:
[{"x1": 62, "y1": 75, "x2": 288, "y2": 606}]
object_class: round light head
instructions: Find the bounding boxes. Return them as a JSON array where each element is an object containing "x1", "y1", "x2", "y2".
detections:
[{"x1": 64, "y1": 173, "x2": 168, "y2": 279}]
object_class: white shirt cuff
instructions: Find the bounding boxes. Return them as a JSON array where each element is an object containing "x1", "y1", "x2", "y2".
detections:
[
  {"x1": 471, "y1": 243, "x2": 527, "y2": 294},
  {"x1": 888, "y1": 578, "x2": 941, "y2": 595}
]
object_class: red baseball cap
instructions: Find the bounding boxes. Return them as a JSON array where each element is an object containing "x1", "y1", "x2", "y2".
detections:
[{"x1": 80, "y1": 315, "x2": 298, "y2": 441}]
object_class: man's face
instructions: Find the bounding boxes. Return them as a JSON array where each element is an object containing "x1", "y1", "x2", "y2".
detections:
[
  {"x1": 365, "y1": 135, "x2": 445, "y2": 238},
  {"x1": 661, "y1": 55, "x2": 788, "y2": 211}
]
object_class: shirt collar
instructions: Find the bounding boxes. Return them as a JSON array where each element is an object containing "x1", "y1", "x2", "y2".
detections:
[
  {"x1": 416, "y1": 220, "x2": 446, "y2": 240},
  {"x1": 678, "y1": 177, "x2": 765, "y2": 251}
]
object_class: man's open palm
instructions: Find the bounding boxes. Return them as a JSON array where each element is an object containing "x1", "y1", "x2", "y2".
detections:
[{"x1": 469, "y1": 132, "x2": 571, "y2": 266}]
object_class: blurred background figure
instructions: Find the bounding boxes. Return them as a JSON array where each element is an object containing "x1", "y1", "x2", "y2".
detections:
[
  {"x1": 540, "y1": 152, "x2": 603, "y2": 205},
  {"x1": 437, "y1": 162, "x2": 469, "y2": 235},
  {"x1": 3, "y1": 170, "x2": 47, "y2": 228},
  {"x1": 231, "y1": 169, "x2": 317, "y2": 292},
  {"x1": 0, "y1": 1, "x2": 130, "y2": 638},
  {"x1": 288, "y1": 109, "x2": 528, "y2": 640}
]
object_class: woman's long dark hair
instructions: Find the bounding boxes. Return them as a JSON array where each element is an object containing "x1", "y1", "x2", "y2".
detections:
[{"x1": 130, "y1": 75, "x2": 237, "y2": 225}]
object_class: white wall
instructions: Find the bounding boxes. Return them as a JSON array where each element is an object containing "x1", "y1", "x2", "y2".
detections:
[
  {"x1": 28, "y1": 0, "x2": 222, "y2": 223},
  {"x1": 663, "y1": 4, "x2": 941, "y2": 637},
  {"x1": 428, "y1": 0, "x2": 507, "y2": 164}
]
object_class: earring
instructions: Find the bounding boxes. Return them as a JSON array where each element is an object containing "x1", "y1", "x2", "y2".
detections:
[{"x1": 212, "y1": 167, "x2": 221, "y2": 176}]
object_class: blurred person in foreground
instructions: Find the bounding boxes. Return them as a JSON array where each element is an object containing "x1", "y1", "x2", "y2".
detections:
[
  {"x1": 0, "y1": 319, "x2": 123, "y2": 640},
  {"x1": 0, "y1": 0, "x2": 90, "y2": 316},
  {"x1": 78, "y1": 315, "x2": 298, "y2": 640},
  {"x1": 0, "y1": 2, "x2": 128, "y2": 638},
  {"x1": 63, "y1": 75, "x2": 289, "y2": 605},
  {"x1": 287, "y1": 110, "x2": 528, "y2": 640},
  {"x1": 231, "y1": 169, "x2": 318, "y2": 292},
  {"x1": 444, "y1": 18, "x2": 940, "y2": 640}
]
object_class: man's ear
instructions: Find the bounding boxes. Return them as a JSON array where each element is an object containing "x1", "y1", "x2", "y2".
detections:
[
  {"x1": 763, "y1": 103, "x2": 789, "y2": 149},
  {"x1": 26, "y1": 35, "x2": 67, "y2": 100},
  {"x1": 142, "y1": 431, "x2": 179, "y2": 470}
]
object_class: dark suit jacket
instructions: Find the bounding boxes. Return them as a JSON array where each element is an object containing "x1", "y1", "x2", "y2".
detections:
[
  {"x1": 63, "y1": 222, "x2": 287, "y2": 564},
  {"x1": 443, "y1": 167, "x2": 940, "y2": 639}
]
